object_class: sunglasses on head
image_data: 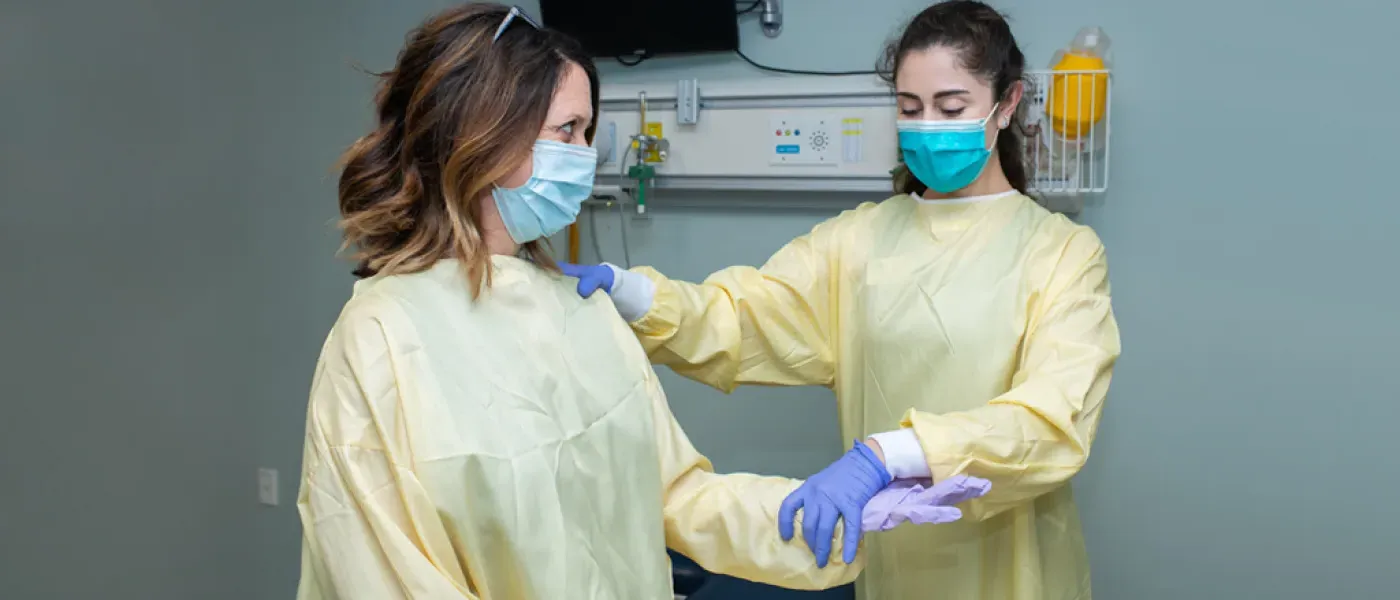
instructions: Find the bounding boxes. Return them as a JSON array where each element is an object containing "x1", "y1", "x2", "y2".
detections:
[{"x1": 492, "y1": 6, "x2": 541, "y2": 43}]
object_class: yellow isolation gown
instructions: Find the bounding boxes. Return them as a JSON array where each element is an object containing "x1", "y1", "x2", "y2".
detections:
[
  {"x1": 295, "y1": 256, "x2": 863, "y2": 600},
  {"x1": 625, "y1": 192, "x2": 1121, "y2": 600}
]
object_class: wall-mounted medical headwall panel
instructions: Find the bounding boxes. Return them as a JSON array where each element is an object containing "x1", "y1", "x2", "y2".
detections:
[{"x1": 593, "y1": 71, "x2": 1111, "y2": 211}]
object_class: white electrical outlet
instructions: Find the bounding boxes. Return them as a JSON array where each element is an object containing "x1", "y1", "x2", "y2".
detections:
[
  {"x1": 768, "y1": 114, "x2": 840, "y2": 166},
  {"x1": 258, "y1": 468, "x2": 279, "y2": 506}
]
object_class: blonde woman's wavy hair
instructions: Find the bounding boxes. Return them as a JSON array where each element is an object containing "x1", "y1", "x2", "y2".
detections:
[{"x1": 337, "y1": 3, "x2": 599, "y2": 297}]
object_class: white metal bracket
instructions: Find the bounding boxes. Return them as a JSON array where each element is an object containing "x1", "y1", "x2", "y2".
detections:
[{"x1": 677, "y1": 79, "x2": 700, "y2": 125}]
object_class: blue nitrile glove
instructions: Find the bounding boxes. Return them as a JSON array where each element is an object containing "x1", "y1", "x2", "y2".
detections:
[
  {"x1": 779, "y1": 440, "x2": 893, "y2": 568},
  {"x1": 558, "y1": 262, "x2": 614, "y2": 297},
  {"x1": 559, "y1": 262, "x2": 656, "y2": 322}
]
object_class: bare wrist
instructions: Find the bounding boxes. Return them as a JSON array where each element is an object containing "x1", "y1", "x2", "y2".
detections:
[{"x1": 862, "y1": 438, "x2": 887, "y2": 465}]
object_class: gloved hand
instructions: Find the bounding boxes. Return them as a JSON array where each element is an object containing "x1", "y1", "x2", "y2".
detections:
[
  {"x1": 557, "y1": 262, "x2": 655, "y2": 323},
  {"x1": 861, "y1": 475, "x2": 992, "y2": 532},
  {"x1": 558, "y1": 262, "x2": 614, "y2": 297},
  {"x1": 779, "y1": 441, "x2": 892, "y2": 568}
]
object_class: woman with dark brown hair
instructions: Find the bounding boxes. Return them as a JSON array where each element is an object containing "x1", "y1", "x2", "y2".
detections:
[
  {"x1": 563, "y1": 2, "x2": 1121, "y2": 598},
  {"x1": 292, "y1": 5, "x2": 978, "y2": 599}
]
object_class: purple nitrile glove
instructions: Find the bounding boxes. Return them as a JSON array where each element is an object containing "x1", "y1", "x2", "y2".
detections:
[{"x1": 861, "y1": 475, "x2": 992, "y2": 532}]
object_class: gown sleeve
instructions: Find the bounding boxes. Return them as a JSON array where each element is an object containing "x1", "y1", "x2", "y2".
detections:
[
  {"x1": 902, "y1": 228, "x2": 1122, "y2": 520},
  {"x1": 296, "y1": 308, "x2": 478, "y2": 600},
  {"x1": 627, "y1": 205, "x2": 876, "y2": 392},
  {"x1": 647, "y1": 369, "x2": 864, "y2": 590}
]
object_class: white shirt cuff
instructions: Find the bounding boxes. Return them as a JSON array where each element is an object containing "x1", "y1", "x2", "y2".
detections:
[
  {"x1": 868, "y1": 429, "x2": 932, "y2": 479},
  {"x1": 602, "y1": 263, "x2": 655, "y2": 323}
]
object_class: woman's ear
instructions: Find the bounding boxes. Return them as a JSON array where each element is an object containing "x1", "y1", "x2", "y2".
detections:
[{"x1": 1000, "y1": 81, "x2": 1025, "y2": 128}]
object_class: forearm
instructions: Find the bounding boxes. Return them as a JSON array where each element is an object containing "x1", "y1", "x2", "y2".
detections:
[
  {"x1": 663, "y1": 471, "x2": 863, "y2": 590},
  {"x1": 649, "y1": 370, "x2": 858, "y2": 589},
  {"x1": 901, "y1": 397, "x2": 1099, "y2": 519},
  {"x1": 888, "y1": 260, "x2": 1119, "y2": 518},
  {"x1": 628, "y1": 265, "x2": 835, "y2": 392}
]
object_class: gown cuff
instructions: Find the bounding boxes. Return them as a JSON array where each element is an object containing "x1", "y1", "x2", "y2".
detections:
[
  {"x1": 868, "y1": 429, "x2": 933, "y2": 480},
  {"x1": 603, "y1": 263, "x2": 655, "y2": 323}
]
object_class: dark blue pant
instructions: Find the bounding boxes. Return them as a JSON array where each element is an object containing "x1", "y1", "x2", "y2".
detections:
[
  {"x1": 672, "y1": 550, "x2": 855, "y2": 600},
  {"x1": 687, "y1": 576, "x2": 854, "y2": 599}
]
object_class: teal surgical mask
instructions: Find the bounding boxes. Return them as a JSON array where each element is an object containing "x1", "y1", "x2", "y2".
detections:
[
  {"x1": 492, "y1": 140, "x2": 597, "y2": 243},
  {"x1": 897, "y1": 103, "x2": 1001, "y2": 194}
]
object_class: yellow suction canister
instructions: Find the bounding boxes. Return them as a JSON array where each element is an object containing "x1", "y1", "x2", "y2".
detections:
[{"x1": 1046, "y1": 27, "x2": 1110, "y2": 140}]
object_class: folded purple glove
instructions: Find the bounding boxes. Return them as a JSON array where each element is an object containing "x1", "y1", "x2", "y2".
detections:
[{"x1": 861, "y1": 475, "x2": 992, "y2": 532}]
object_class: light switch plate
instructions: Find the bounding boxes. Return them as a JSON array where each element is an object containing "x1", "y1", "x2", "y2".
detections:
[{"x1": 258, "y1": 468, "x2": 279, "y2": 506}]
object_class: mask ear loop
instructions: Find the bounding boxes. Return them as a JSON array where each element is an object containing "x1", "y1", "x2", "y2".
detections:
[
  {"x1": 979, "y1": 102, "x2": 1002, "y2": 127},
  {"x1": 981, "y1": 102, "x2": 1003, "y2": 151}
]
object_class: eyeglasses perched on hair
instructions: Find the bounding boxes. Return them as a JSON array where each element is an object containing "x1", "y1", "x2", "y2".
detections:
[{"x1": 492, "y1": 6, "x2": 541, "y2": 43}]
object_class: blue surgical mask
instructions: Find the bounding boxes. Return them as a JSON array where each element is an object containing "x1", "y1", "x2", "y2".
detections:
[
  {"x1": 897, "y1": 103, "x2": 1000, "y2": 194},
  {"x1": 491, "y1": 139, "x2": 598, "y2": 243}
]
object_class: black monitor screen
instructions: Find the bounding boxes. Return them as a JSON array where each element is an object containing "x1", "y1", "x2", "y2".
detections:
[{"x1": 538, "y1": 1, "x2": 741, "y2": 58}]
